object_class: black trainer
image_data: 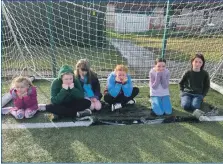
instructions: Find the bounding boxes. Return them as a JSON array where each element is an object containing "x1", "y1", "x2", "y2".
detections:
[
  {"x1": 150, "y1": 110, "x2": 157, "y2": 117},
  {"x1": 77, "y1": 109, "x2": 92, "y2": 117}
]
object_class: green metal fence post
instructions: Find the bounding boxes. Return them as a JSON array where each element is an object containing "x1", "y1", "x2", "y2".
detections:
[
  {"x1": 161, "y1": 0, "x2": 171, "y2": 58},
  {"x1": 47, "y1": 0, "x2": 57, "y2": 78}
]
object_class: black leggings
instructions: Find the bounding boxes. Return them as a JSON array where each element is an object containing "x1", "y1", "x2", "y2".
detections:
[
  {"x1": 104, "y1": 87, "x2": 139, "y2": 106},
  {"x1": 46, "y1": 99, "x2": 91, "y2": 117}
]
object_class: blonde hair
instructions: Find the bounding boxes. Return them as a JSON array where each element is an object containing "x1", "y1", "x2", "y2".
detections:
[
  {"x1": 114, "y1": 64, "x2": 128, "y2": 73},
  {"x1": 11, "y1": 76, "x2": 34, "y2": 89},
  {"x1": 75, "y1": 59, "x2": 95, "y2": 83}
]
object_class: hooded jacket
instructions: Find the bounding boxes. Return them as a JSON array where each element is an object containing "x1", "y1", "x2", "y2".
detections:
[{"x1": 50, "y1": 65, "x2": 84, "y2": 104}]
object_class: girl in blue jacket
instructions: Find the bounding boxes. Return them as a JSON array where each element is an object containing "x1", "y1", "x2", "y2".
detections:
[
  {"x1": 104, "y1": 64, "x2": 139, "y2": 111},
  {"x1": 75, "y1": 59, "x2": 102, "y2": 111}
]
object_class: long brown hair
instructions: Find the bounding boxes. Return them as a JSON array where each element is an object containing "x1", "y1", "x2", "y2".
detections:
[
  {"x1": 191, "y1": 53, "x2": 205, "y2": 70},
  {"x1": 75, "y1": 59, "x2": 97, "y2": 84}
]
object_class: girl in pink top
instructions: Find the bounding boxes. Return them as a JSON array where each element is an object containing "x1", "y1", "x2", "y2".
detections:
[{"x1": 3, "y1": 76, "x2": 38, "y2": 119}]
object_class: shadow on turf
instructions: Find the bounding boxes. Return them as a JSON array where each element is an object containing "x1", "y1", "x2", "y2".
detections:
[{"x1": 22, "y1": 119, "x2": 223, "y2": 162}]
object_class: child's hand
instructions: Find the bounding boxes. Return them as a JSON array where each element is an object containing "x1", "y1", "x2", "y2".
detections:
[
  {"x1": 62, "y1": 84, "x2": 69, "y2": 90},
  {"x1": 91, "y1": 97, "x2": 97, "y2": 102},
  {"x1": 156, "y1": 71, "x2": 163, "y2": 77},
  {"x1": 17, "y1": 91, "x2": 27, "y2": 98},
  {"x1": 80, "y1": 75, "x2": 85, "y2": 80},
  {"x1": 115, "y1": 76, "x2": 122, "y2": 83},
  {"x1": 69, "y1": 83, "x2": 74, "y2": 89},
  {"x1": 122, "y1": 76, "x2": 128, "y2": 84}
]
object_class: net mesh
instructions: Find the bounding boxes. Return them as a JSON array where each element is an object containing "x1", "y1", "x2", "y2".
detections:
[{"x1": 1, "y1": 0, "x2": 223, "y2": 97}]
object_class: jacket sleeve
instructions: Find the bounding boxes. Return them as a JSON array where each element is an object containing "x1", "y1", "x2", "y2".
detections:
[
  {"x1": 107, "y1": 73, "x2": 122, "y2": 97},
  {"x1": 10, "y1": 88, "x2": 23, "y2": 108},
  {"x1": 149, "y1": 70, "x2": 162, "y2": 89},
  {"x1": 160, "y1": 70, "x2": 170, "y2": 89},
  {"x1": 83, "y1": 84, "x2": 94, "y2": 98},
  {"x1": 50, "y1": 80, "x2": 70, "y2": 104},
  {"x1": 70, "y1": 78, "x2": 84, "y2": 99},
  {"x1": 10, "y1": 88, "x2": 17, "y2": 99},
  {"x1": 121, "y1": 75, "x2": 133, "y2": 97},
  {"x1": 203, "y1": 71, "x2": 210, "y2": 96},
  {"x1": 179, "y1": 71, "x2": 188, "y2": 92},
  {"x1": 92, "y1": 76, "x2": 102, "y2": 100}
]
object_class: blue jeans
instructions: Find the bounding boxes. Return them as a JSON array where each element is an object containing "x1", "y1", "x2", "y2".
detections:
[
  {"x1": 180, "y1": 92, "x2": 203, "y2": 111},
  {"x1": 151, "y1": 96, "x2": 172, "y2": 116}
]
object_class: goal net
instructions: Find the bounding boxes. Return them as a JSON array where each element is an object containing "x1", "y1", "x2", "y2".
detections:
[{"x1": 2, "y1": 0, "x2": 223, "y2": 103}]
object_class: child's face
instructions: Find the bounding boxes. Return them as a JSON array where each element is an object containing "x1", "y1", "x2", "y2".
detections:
[
  {"x1": 155, "y1": 62, "x2": 166, "y2": 72},
  {"x1": 79, "y1": 67, "x2": 88, "y2": 77},
  {"x1": 62, "y1": 74, "x2": 73, "y2": 85},
  {"x1": 15, "y1": 82, "x2": 28, "y2": 94},
  {"x1": 116, "y1": 71, "x2": 127, "y2": 82},
  {"x1": 192, "y1": 57, "x2": 203, "y2": 71}
]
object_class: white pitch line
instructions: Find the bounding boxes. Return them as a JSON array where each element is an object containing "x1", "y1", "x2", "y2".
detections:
[
  {"x1": 202, "y1": 116, "x2": 223, "y2": 121},
  {"x1": 2, "y1": 116, "x2": 223, "y2": 130},
  {"x1": 2, "y1": 121, "x2": 93, "y2": 130}
]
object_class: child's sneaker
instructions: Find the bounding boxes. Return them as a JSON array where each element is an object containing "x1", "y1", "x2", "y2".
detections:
[
  {"x1": 77, "y1": 109, "x2": 92, "y2": 117},
  {"x1": 205, "y1": 109, "x2": 219, "y2": 116},
  {"x1": 111, "y1": 103, "x2": 122, "y2": 111},
  {"x1": 2, "y1": 107, "x2": 11, "y2": 115},
  {"x1": 150, "y1": 110, "x2": 157, "y2": 117},
  {"x1": 127, "y1": 99, "x2": 136, "y2": 105},
  {"x1": 192, "y1": 109, "x2": 205, "y2": 119},
  {"x1": 199, "y1": 116, "x2": 211, "y2": 121},
  {"x1": 16, "y1": 110, "x2": 24, "y2": 119},
  {"x1": 38, "y1": 104, "x2": 46, "y2": 111}
]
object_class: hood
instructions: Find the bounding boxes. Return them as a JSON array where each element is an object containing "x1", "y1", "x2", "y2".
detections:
[{"x1": 58, "y1": 65, "x2": 74, "y2": 79}]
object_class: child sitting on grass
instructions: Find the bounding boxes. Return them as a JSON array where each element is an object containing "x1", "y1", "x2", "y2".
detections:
[
  {"x1": 75, "y1": 59, "x2": 102, "y2": 111},
  {"x1": 39, "y1": 65, "x2": 92, "y2": 121},
  {"x1": 104, "y1": 64, "x2": 139, "y2": 111},
  {"x1": 2, "y1": 76, "x2": 38, "y2": 119},
  {"x1": 149, "y1": 58, "x2": 172, "y2": 116},
  {"x1": 179, "y1": 53, "x2": 210, "y2": 117}
]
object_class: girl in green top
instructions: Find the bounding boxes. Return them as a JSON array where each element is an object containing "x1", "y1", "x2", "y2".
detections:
[{"x1": 39, "y1": 65, "x2": 92, "y2": 120}]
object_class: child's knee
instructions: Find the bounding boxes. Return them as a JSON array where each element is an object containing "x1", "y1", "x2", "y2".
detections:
[
  {"x1": 164, "y1": 106, "x2": 172, "y2": 115},
  {"x1": 133, "y1": 87, "x2": 139, "y2": 95},
  {"x1": 152, "y1": 104, "x2": 164, "y2": 115},
  {"x1": 94, "y1": 101, "x2": 102, "y2": 111},
  {"x1": 90, "y1": 102, "x2": 95, "y2": 110},
  {"x1": 165, "y1": 108, "x2": 172, "y2": 115},
  {"x1": 181, "y1": 100, "x2": 191, "y2": 110},
  {"x1": 191, "y1": 103, "x2": 201, "y2": 110}
]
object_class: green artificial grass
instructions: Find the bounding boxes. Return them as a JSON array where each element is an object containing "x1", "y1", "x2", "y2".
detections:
[{"x1": 2, "y1": 81, "x2": 223, "y2": 163}]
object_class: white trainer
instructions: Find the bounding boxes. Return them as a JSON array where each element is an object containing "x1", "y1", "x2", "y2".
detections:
[
  {"x1": 127, "y1": 99, "x2": 136, "y2": 105},
  {"x1": 111, "y1": 103, "x2": 122, "y2": 111},
  {"x1": 38, "y1": 104, "x2": 46, "y2": 111}
]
